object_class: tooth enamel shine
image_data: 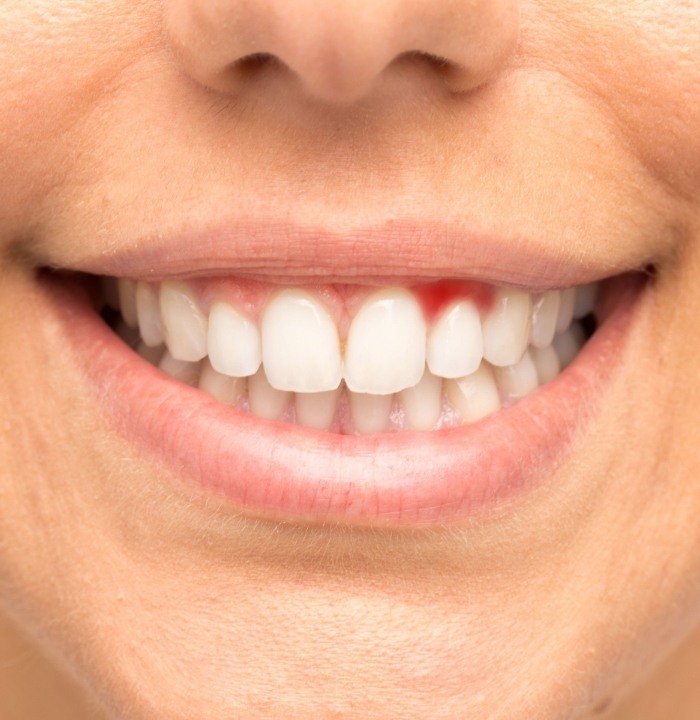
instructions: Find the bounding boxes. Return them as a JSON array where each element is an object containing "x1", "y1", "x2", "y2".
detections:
[
  {"x1": 344, "y1": 288, "x2": 426, "y2": 394},
  {"x1": 261, "y1": 289, "x2": 342, "y2": 393}
]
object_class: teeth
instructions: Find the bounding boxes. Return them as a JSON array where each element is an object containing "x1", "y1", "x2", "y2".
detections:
[
  {"x1": 110, "y1": 276, "x2": 598, "y2": 432},
  {"x1": 261, "y1": 290, "x2": 342, "y2": 392},
  {"x1": 530, "y1": 345, "x2": 561, "y2": 385},
  {"x1": 445, "y1": 363, "x2": 501, "y2": 423},
  {"x1": 158, "y1": 351, "x2": 202, "y2": 386},
  {"x1": 481, "y1": 289, "x2": 532, "y2": 367},
  {"x1": 553, "y1": 323, "x2": 586, "y2": 368},
  {"x1": 529, "y1": 291, "x2": 560, "y2": 349},
  {"x1": 136, "y1": 282, "x2": 165, "y2": 347},
  {"x1": 160, "y1": 281, "x2": 208, "y2": 362},
  {"x1": 117, "y1": 278, "x2": 139, "y2": 328},
  {"x1": 248, "y1": 367, "x2": 291, "y2": 421},
  {"x1": 208, "y1": 301, "x2": 261, "y2": 378},
  {"x1": 555, "y1": 287, "x2": 576, "y2": 334},
  {"x1": 349, "y1": 391, "x2": 393, "y2": 434},
  {"x1": 494, "y1": 350, "x2": 539, "y2": 402},
  {"x1": 573, "y1": 283, "x2": 598, "y2": 319},
  {"x1": 295, "y1": 388, "x2": 341, "y2": 431},
  {"x1": 199, "y1": 358, "x2": 246, "y2": 405},
  {"x1": 344, "y1": 288, "x2": 426, "y2": 394},
  {"x1": 399, "y1": 370, "x2": 442, "y2": 431},
  {"x1": 427, "y1": 300, "x2": 483, "y2": 379}
]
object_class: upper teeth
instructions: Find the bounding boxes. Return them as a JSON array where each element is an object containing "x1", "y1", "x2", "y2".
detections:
[{"x1": 107, "y1": 276, "x2": 598, "y2": 432}]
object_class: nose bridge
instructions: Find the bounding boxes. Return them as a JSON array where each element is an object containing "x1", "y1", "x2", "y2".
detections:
[{"x1": 165, "y1": 0, "x2": 521, "y2": 103}]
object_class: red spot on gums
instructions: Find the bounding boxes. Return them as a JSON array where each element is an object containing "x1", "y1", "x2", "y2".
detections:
[{"x1": 412, "y1": 280, "x2": 494, "y2": 323}]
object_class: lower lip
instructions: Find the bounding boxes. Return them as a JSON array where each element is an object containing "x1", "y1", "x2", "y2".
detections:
[{"x1": 48, "y1": 274, "x2": 643, "y2": 526}]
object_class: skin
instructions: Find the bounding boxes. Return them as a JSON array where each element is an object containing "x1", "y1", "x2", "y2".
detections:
[{"x1": 0, "y1": 0, "x2": 699, "y2": 718}]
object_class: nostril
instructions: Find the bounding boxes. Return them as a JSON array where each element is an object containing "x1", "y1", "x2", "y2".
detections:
[{"x1": 233, "y1": 52, "x2": 278, "y2": 70}]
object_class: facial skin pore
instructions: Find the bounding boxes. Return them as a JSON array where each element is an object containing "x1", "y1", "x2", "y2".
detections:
[{"x1": 0, "y1": 1, "x2": 699, "y2": 719}]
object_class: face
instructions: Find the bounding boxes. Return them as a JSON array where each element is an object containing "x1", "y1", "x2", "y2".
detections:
[{"x1": 1, "y1": 1, "x2": 699, "y2": 718}]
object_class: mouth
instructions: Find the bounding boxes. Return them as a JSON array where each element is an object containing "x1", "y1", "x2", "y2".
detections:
[{"x1": 42, "y1": 221, "x2": 648, "y2": 526}]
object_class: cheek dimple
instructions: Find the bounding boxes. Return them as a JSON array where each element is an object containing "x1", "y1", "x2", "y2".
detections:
[{"x1": 411, "y1": 279, "x2": 495, "y2": 323}]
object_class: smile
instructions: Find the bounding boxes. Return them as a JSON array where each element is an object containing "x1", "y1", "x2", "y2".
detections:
[
  {"x1": 104, "y1": 276, "x2": 598, "y2": 434},
  {"x1": 44, "y1": 221, "x2": 648, "y2": 526}
]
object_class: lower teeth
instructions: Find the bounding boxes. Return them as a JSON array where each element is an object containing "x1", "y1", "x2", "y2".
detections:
[{"x1": 119, "y1": 321, "x2": 590, "y2": 434}]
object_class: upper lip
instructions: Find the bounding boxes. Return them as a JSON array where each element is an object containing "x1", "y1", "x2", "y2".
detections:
[{"x1": 60, "y1": 217, "x2": 638, "y2": 291}]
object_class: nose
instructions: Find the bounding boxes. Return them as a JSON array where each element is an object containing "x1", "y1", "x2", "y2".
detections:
[{"x1": 165, "y1": 0, "x2": 521, "y2": 104}]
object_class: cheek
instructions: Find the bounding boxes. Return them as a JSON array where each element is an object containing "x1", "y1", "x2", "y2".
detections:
[{"x1": 0, "y1": 2, "x2": 159, "y2": 228}]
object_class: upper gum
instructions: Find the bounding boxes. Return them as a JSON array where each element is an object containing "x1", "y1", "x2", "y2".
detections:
[{"x1": 158, "y1": 277, "x2": 497, "y2": 336}]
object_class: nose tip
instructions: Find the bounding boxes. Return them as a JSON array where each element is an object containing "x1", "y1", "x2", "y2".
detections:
[{"x1": 165, "y1": 0, "x2": 521, "y2": 104}]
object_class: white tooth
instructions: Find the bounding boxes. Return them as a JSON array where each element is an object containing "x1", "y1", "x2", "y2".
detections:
[
  {"x1": 198, "y1": 358, "x2": 246, "y2": 405},
  {"x1": 530, "y1": 345, "x2": 561, "y2": 385},
  {"x1": 160, "y1": 281, "x2": 208, "y2": 362},
  {"x1": 158, "y1": 351, "x2": 202, "y2": 386},
  {"x1": 553, "y1": 322, "x2": 586, "y2": 368},
  {"x1": 481, "y1": 289, "x2": 532, "y2": 367},
  {"x1": 208, "y1": 302, "x2": 261, "y2": 377},
  {"x1": 494, "y1": 350, "x2": 539, "y2": 402},
  {"x1": 261, "y1": 289, "x2": 341, "y2": 392},
  {"x1": 573, "y1": 283, "x2": 598, "y2": 319},
  {"x1": 427, "y1": 300, "x2": 483, "y2": 379},
  {"x1": 529, "y1": 291, "x2": 560, "y2": 349},
  {"x1": 136, "y1": 281, "x2": 165, "y2": 347},
  {"x1": 118, "y1": 278, "x2": 138, "y2": 328},
  {"x1": 445, "y1": 363, "x2": 501, "y2": 423},
  {"x1": 101, "y1": 276, "x2": 120, "y2": 310},
  {"x1": 136, "y1": 341, "x2": 165, "y2": 366},
  {"x1": 248, "y1": 367, "x2": 291, "y2": 421},
  {"x1": 399, "y1": 370, "x2": 442, "y2": 431},
  {"x1": 555, "y1": 287, "x2": 576, "y2": 333},
  {"x1": 295, "y1": 388, "x2": 340, "y2": 431},
  {"x1": 344, "y1": 288, "x2": 426, "y2": 394},
  {"x1": 349, "y1": 391, "x2": 393, "y2": 435}
]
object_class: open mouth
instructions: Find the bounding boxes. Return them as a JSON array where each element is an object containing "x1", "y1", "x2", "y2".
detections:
[
  {"x1": 101, "y1": 276, "x2": 599, "y2": 434},
  {"x1": 41, "y1": 221, "x2": 649, "y2": 526}
]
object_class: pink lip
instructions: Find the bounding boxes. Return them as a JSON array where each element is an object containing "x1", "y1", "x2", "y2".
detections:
[
  {"x1": 46, "y1": 268, "x2": 644, "y2": 526},
  {"x1": 68, "y1": 218, "x2": 623, "y2": 291}
]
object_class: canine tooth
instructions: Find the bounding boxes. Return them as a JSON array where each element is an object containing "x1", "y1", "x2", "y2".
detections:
[
  {"x1": 136, "y1": 341, "x2": 165, "y2": 366},
  {"x1": 160, "y1": 281, "x2": 208, "y2": 362},
  {"x1": 248, "y1": 367, "x2": 291, "y2": 421},
  {"x1": 199, "y1": 358, "x2": 246, "y2": 405},
  {"x1": 494, "y1": 350, "x2": 539, "y2": 402},
  {"x1": 208, "y1": 301, "x2": 261, "y2": 377},
  {"x1": 295, "y1": 388, "x2": 340, "y2": 431},
  {"x1": 399, "y1": 370, "x2": 442, "y2": 431},
  {"x1": 118, "y1": 278, "x2": 138, "y2": 328},
  {"x1": 158, "y1": 351, "x2": 202, "y2": 386},
  {"x1": 481, "y1": 289, "x2": 532, "y2": 367},
  {"x1": 427, "y1": 300, "x2": 482, "y2": 378},
  {"x1": 555, "y1": 287, "x2": 576, "y2": 333},
  {"x1": 344, "y1": 288, "x2": 426, "y2": 394},
  {"x1": 573, "y1": 283, "x2": 598, "y2": 319},
  {"x1": 349, "y1": 391, "x2": 393, "y2": 435},
  {"x1": 136, "y1": 282, "x2": 165, "y2": 347},
  {"x1": 101, "y1": 276, "x2": 120, "y2": 310},
  {"x1": 262, "y1": 290, "x2": 341, "y2": 392},
  {"x1": 445, "y1": 363, "x2": 501, "y2": 423},
  {"x1": 530, "y1": 345, "x2": 561, "y2": 384},
  {"x1": 530, "y1": 291, "x2": 560, "y2": 349},
  {"x1": 553, "y1": 323, "x2": 586, "y2": 368}
]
